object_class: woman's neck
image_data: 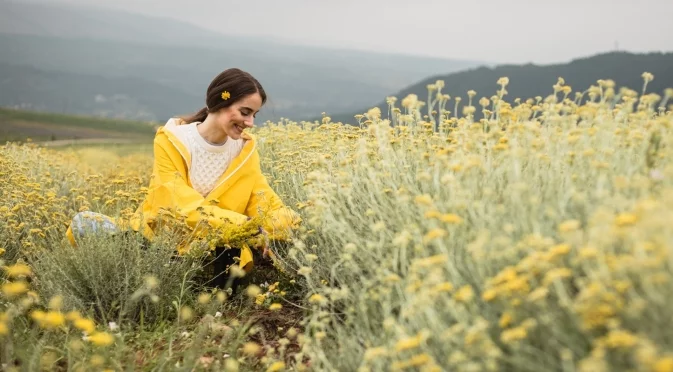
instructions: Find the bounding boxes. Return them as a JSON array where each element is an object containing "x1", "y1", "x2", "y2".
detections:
[{"x1": 197, "y1": 116, "x2": 228, "y2": 145}]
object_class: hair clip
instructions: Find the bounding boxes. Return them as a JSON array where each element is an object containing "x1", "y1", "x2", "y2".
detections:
[{"x1": 221, "y1": 91, "x2": 231, "y2": 100}]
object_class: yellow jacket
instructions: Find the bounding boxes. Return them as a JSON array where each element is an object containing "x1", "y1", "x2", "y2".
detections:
[{"x1": 67, "y1": 118, "x2": 301, "y2": 270}]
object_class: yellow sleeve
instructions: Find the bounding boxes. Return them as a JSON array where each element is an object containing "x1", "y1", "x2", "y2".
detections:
[
  {"x1": 244, "y1": 159, "x2": 302, "y2": 240},
  {"x1": 145, "y1": 136, "x2": 250, "y2": 231}
]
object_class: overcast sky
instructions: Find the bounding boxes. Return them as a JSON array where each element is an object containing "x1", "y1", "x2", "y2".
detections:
[{"x1": 43, "y1": 0, "x2": 673, "y2": 64}]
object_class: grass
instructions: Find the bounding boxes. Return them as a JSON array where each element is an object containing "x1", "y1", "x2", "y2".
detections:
[
  {"x1": 1, "y1": 75, "x2": 673, "y2": 371},
  {"x1": 0, "y1": 107, "x2": 157, "y2": 143},
  {"x1": 52, "y1": 142, "x2": 154, "y2": 156}
]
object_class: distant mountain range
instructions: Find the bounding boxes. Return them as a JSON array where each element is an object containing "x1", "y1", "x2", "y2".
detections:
[
  {"x1": 0, "y1": 0, "x2": 483, "y2": 123},
  {"x1": 324, "y1": 51, "x2": 673, "y2": 124}
]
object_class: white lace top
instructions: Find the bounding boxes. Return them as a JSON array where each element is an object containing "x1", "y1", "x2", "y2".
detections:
[{"x1": 171, "y1": 122, "x2": 245, "y2": 197}]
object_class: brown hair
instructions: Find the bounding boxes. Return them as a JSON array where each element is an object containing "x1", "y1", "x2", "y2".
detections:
[{"x1": 179, "y1": 68, "x2": 267, "y2": 124}]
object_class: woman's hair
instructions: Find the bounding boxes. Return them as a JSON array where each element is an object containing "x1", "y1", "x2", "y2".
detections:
[{"x1": 179, "y1": 68, "x2": 267, "y2": 124}]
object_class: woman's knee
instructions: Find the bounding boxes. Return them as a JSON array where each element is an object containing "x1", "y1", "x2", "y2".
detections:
[{"x1": 69, "y1": 211, "x2": 119, "y2": 241}]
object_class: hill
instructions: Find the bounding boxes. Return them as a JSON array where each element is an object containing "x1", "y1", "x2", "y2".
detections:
[
  {"x1": 0, "y1": 1, "x2": 483, "y2": 123},
  {"x1": 324, "y1": 51, "x2": 673, "y2": 125},
  {"x1": 0, "y1": 107, "x2": 156, "y2": 143},
  {"x1": 0, "y1": 62, "x2": 203, "y2": 122}
]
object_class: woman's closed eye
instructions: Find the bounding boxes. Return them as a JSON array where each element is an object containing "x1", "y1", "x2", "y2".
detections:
[{"x1": 241, "y1": 109, "x2": 256, "y2": 118}]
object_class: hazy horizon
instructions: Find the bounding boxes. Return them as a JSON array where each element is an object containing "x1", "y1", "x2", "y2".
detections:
[{"x1": 21, "y1": 0, "x2": 673, "y2": 65}]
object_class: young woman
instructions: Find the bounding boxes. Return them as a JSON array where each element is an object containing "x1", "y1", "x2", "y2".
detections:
[{"x1": 66, "y1": 68, "x2": 302, "y2": 290}]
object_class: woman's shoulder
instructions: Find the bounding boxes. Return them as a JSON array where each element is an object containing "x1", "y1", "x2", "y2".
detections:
[
  {"x1": 165, "y1": 117, "x2": 192, "y2": 129},
  {"x1": 155, "y1": 117, "x2": 195, "y2": 136},
  {"x1": 152, "y1": 117, "x2": 192, "y2": 149}
]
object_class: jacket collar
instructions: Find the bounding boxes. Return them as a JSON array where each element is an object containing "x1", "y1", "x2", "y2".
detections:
[{"x1": 159, "y1": 117, "x2": 257, "y2": 199}]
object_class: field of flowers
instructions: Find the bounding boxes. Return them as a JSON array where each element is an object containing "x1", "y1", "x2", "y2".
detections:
[{"x1": 1, "y1": 74, "x2": 673, "y2": 371}]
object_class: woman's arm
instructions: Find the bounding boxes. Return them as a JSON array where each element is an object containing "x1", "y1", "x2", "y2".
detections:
[
  {"x1": 146, "y1": 135, "x2": 250, "y2": 230},
  {"x1": 244, "y1": 163, "x2": 302, "y2": 241}
]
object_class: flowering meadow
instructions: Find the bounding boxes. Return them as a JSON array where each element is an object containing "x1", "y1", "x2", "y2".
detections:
[{"x1": 2, "y1": 74, "x2": 673, "y2": 371}]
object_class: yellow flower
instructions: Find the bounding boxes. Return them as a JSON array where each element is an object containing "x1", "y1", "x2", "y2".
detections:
[
  {"x1": 601, "y1": 330, "x2": 638, "y2": 349},
  {"x1": 90, "y1": 354, "x2": 105, "y2": 366},
  {"x1": 66, "y1": 311, "x2": 82, "y2": 321},
  {"x1": 255, "y1": 294, "x2": 267, "y2": 305},
  {"x1": 74, "y1": 318, "x2": 96, "y2": 334},
  {"x1": 221, "y1": 91, "x2": 231, "y2": 100},
  {"x1": 269, "y1": 303, "x2": 283, "y2": 311},
  {"x1": 493, "y1": 143, "x2": 509, "y2": 151},
  {"x1": 482, "y1": 288, "x2": 497, "y2": 302},
  {"x1": 423, "y1": 228, "x2": 447, "y2": 243},
  {"x1": 654, "y1": 357, "x2": 673, "y2": 372},
  {"x1": 31, "y1": 310, "x2": 46, "y2": 323},
  {"x1": 180, "y1": 306, "x2": 193, "y2": 321},
  {"x1": 412, "y1": 254, "x2": 448, "y2": 268},
  {"x1": 614, "y1": 213, "x2": 637, "y2": 227},
  {"x1": 543, "y1": 268, "x2": 572, "y2": 286},
  {"x1": 3, "y1": 263, "x2": 32, "y2": 278},
  {"x1": 453, "y1": 285, "x2": 474, "y2": 303},
  {"x1": 297, "y1": 266, "x2": 313, "y2": 276},
  {"x1": 527, "y1": 287, "x2": 549, "y2": 303},
  {"x1": 578, "y1": 246, "x2": 599, "y2": 259},
  {"x1": 432, "y1": 282, "x2": 453, "y2": 293},
  {"x1": 43, "y1": 311, "x2": 66, "y2": 329},
  {"x1": 197, "y1": 293, "x2": 211, "y2": 305},
  {"x1": 424, "y1": 210, "x2": 441, "y2": 219},
  {"x1": 395, "y1": 333, "x2": 423, "y2": 351},
  {"x1": 558, "y1": 219, "x2": 580, "y2": 233},
  {"x1": 363, "y1": 347, "x2": 388, "y2": 361},
  {"x1": 2, "y1": 281, "x2": 29, "y2": 298},
  {"x1": 578, "y1": 303, "x2": 616, "y2": 330},
  {"x1": 391, "y1": 353, "x2": 432, "y2": 370},
  {"x1": 246, "y1": 285, "x2": 262, "y2": 297},
  {"x1": 48, "y1": 295, "x2": 63, "y2": 310},
  {"x1": 545, "y1": 244, "x2": 571, "y2": 261},
  {"x1": 88, "y1": 332, "x2": 114, "y2": 346},
  {"x1": 268, "y1": 282, "x2": 280, "y2": 292},
  {"x1": 414, "y1": 194, "x2": 433, "y2": 207},
  {"x1": 224, "y1": 358, "x2": 240, "y2": 371},
  {"x1": 439, "y1": 213, "x2": 463, "y2": 224},
  {"x1": 497, "y1": 77, "x2": 510, "y2": 86},
  {"x1": 613, "y1": 280, "x2": 631, "y2": 294},
  {"x1": 266, "y1": 361, "x2": 285, "y2": 372},
  {"x1": 366, "y1": 107, "x2": 381, "y2": 120},
  {"x1": 242, "y1": 342, "x2": 261, "y2": 355},
  {"x1": 31, "y1": 310, "x2": 65, "y2": 330},
  {"x1": 501, "y1": 326, "x2": 527, "y2": 343},
  {"x1": 499, "y1": 312, "x2": 513, "y2": 328},
  {"x1": 308, "y1": 294, "x2": 326, "y2": 305},
  {"x1": 0, "y1": 321, "x2": 8, "y2": 336},
  {"x1": 144, "y1": 275, "x2": 159, "y2": 290}
]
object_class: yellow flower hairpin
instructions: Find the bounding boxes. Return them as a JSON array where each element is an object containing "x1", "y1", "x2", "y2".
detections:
[{"x1": 221, "y1": 91, "x2": 231, "y2": 100}]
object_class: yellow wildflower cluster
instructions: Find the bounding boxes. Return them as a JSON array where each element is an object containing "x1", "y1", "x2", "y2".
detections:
[
  {"x1": 0, "y1": 144, "x2": 152, "y2": 259},
  {"x1": 1, "y1": 73, "x2": 672, "y2": 371},
  {"x1": 1, "y1": 267, "x2": 115, "y2": 362},
  {"x1": 275, "y1": 75, "x2": 673, "y2": 371},
  {"x1": 250, "y1": 281, "x2": 289, "y2": 309}
]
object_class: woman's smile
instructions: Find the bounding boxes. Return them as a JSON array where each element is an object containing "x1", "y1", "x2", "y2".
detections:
[{"x1": 233, "y1": 123, "x2": 245, "y2": 134}]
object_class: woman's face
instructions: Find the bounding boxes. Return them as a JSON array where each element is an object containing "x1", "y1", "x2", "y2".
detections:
[{"x1": 215, "y1": 92, "x2": 263, "y2": 140}]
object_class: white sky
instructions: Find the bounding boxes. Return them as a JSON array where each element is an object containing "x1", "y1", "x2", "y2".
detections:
[{"x1": 37, "y1": 0, "x2": 673, "y2": 64}]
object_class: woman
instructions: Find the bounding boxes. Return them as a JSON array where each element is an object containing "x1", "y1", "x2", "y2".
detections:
[{"x1": 66, "y1": 68, "x2": 302, "y2": 289}]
